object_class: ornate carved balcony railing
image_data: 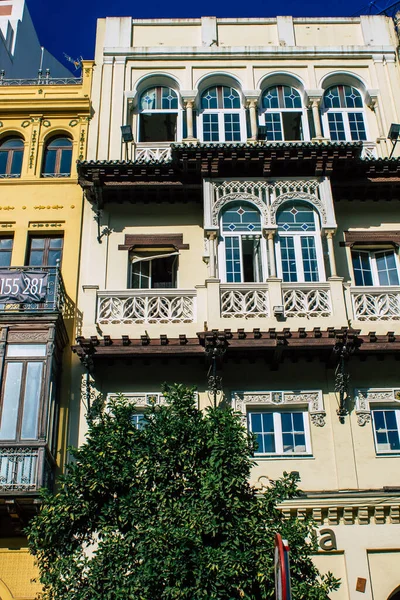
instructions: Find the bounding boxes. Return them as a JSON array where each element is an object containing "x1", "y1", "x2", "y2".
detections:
[
  {"x1": 0, "y1": 266, "x2": 67, "y2": 314},
  {"x1": 282, "y1": 283, "x2": 332, "y2": 318},
  {"x1": 351, "y1": 286, "x2": 400, "y2": 320},
  {"x1": 361, "y1": 142, "x2": 378, "y2": 160},
  {"x1": 133, "y1": 142, "x2": 172, "y2": 163},
  {"x1": 0, "y1": 444, "x2": 55, "y2": 493},
  {"x1": 220, "y1": 284, "x2": 269, "y2": 318},
  {"x1": 97, "y1": 290, "x2": 196, "y2": 325}
]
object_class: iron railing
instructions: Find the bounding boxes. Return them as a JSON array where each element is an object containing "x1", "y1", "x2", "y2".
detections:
[
  {"x1": 0, "y1": 443, "x2": 55, "y2": 493},
  {"x1": 0, "y1": 266, "x2": 67, "y2": 314},
  {"x1": 0, "y1": 70, "x2": 82, "y2": 86}
]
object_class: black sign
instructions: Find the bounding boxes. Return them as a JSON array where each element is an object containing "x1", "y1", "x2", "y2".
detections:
[{"x1": 0, "y1": 271, "x2": 48, "y2": 303}]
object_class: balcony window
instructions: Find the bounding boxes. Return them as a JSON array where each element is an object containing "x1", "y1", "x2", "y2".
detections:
[
  {"x1": 275, "y1": 202, "x2": 325, "y2": 282},
  {"x1": 0, "y1": 344, "x2": 46, "y2": 441},
  {"x1": 322, "y1": 85, "x2": 367, "y2": 142},
  {"x1": 0, "y1": 137, "x2": 24, "y2": 178},
  {"x1": 41, "y1": 137, "x2": 72, "y2": 178},
  {"x1": 248, "y1": 410, "x2": 311, "y2": 455},
  {"x1": 0, "y1": 237, "x2": 13, "y2": 267},
  {"x1": 259, "y1": 85, "x2": 306, "y2": 141},
  {"x1": 199, "y1": 86, "x2": 244, "y2": 143},
  {"x1": 372, "y1": 409, "x2": 400, "y2": 453},
  {"x1": 219, "y1": 202, "x2": 265, "y2": 283},
  {"x1": 130, "y1": 252, "x2": 178, "y2": 289},
  {"x1": 138, "y1": 86, "x2": 179, "y2": 142},
  {"x1": 352, "y1": 250, "x2": 399, "y2": 286},
  {"x1": 27, "y1": 236, "x2": 63, "y2": 267}
]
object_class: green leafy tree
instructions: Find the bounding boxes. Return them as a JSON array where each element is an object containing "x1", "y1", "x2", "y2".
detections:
[{"x1": 27, "y1": 384, "x2": 339, "y2": 600}]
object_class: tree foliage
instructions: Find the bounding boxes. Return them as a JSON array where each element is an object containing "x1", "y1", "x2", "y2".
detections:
[{"x1": 27, "y1": 384, "x2": 340, "y2": 600}]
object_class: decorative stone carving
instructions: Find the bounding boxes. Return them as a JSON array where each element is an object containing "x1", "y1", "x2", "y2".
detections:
[
  {"x1": 8, "y1": 331, "x2": 48, "y2": 342},
  {"x1": 355, "y1": 388, "x2": 400, "y2": 426},
  {"x1": 232, "y1": 389, "x2": 326, "y2": 426}
]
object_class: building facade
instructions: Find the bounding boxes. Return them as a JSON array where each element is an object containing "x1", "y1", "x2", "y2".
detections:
[
  {"x1": 75, "y1": 15, "x2": 400, "y2": 600},
  {"x1": 0, "y1": 62, "x2": 93, "y2": 599}
]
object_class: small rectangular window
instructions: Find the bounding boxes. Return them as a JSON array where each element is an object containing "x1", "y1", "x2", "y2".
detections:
[
  {"x1": 349, "y1": 113, "x2": 367, "y2": 141},
  {"x1": 372, "y1": 409, "x2": 400, "y2": 453},
  {"x1": 203, "y1": 114, "x2": 219, "y2": 142},
  {"x1": 0, "y1": 237, "x2": 13, "y2": 267},
  {"x1": 130, "y1": 254, "x2": 177, "y2": 289},
  {"x1": 27, "y1": 236, "x2": 63, "y2": 267},
  {"x1": 328, "y1": 113, "x2": 346, "y2": 141},
  {"x1": 248, "y1": 410, "x2": 311, "y2": 455},
  {"x1": 351, "y1": 249, "x2": 399, "y2": 287},
  {"x1": 265, "y1": 113, "x2": 283, "y2": 141}
]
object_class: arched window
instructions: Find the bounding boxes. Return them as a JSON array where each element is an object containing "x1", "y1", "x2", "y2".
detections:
[
  {"x1": 275, "y1": 202, "x2": 325, "y2": 282},
  {"x1": 41, "y1": 137, "x2": 72, "y2": 178},
  {"x1": 199, "y1": 86, "x2": 243, "y2": 143},
  {"x1": 322, "y1": 85, "x2": 367, "y2": 141},
  {"x1": 138, "y1": 86, "x2": 179, "y2": 142},
  {"x1": 0, "y1": 137, "x2": 24, "y2": 178},
  {"x1": 259, "y1": 85, "x2": 307, "y2": 141},
  {"x1": 219, "y1": 202, "x2": 265, "y2": 283}
]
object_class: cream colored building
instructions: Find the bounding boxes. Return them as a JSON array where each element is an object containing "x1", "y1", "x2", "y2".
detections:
[{"x1": 75, "y1": 15, "x2": 400, "y2": 600}]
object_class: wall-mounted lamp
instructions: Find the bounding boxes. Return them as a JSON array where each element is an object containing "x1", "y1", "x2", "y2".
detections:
[
  {"x1": 273, "y1": 305, "x2": 285, "y2": 319},
  {"x1": 388, "y1": 123, "x2": 400, "y2": 158},
  {"x1": 121, "y1": 125, "x2": 134, "y2": 143}
]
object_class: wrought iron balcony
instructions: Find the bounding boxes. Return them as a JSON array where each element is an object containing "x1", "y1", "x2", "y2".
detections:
[
  {"x1": 97, "y1": 289, "x2": 196, "y2": 325},
  {"x1": 0, "y1": 444, "x2": 55, "y2": 494},
  {"x1": 0, "y1": 69, "x2": 82, "y2": 86},
  {"x1": 0, "y1": 266, "x2": 67, "y2": 314},
  {"x1": 351, "y1": 286, "x2": 400, "y2": 321}
]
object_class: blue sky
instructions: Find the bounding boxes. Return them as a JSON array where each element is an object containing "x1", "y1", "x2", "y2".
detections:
[{"x1": 26, "y1": 0, "x2": 378, "y2": 72}]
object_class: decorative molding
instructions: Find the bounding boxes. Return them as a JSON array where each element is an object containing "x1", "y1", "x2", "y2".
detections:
[
  {"x1": 29, "y1": 129, "x2": 37, "y2": 169},
  {"x1": 29, "y1": 222, "x2": 64, "y2": 229},
  {"x1": 33, "y1": 205, "x2": 64, "y2": 210},
  {"x1": 8, "y1": 331, "x2": 48, "y2": 343},
  {"x1": 270, "y1": 191, "x2": 327, "y2": 225},
  {"x1": 0, "y1": 206, "x2": 14, "y2": 211},
  {"x1": 0, "y1": 222, "x2": 14, "y2": 228},
  {"x1": 212, "y1": 192, "x2": 268, "y2": 227},
  {"x1": 69, "y1": 119, "x2": 79, "y2": 127},
  {"x1": 232, "y1": 389, "x2": 326, "y2": 426},
  {"x1": 278, "y1": 503, "x2": 400, "y2": 526},
  {"x1": 355, "y1": 388, "x2": 400, "y2": 426},
  {"x1": 79, "y1": 129, "x2": 86, "y2": 160},
  {"x1": 118, "y1": 233, "x2": 189, "y2": 251},
  {"x1": 21, "y1": 120, "x2": 31, "y2": 128},
  {"x1": 107, "y1": 392, "x2": 167, "y2": 407},
  {"x1": 42, "y1": 120, "x2": 51, "y2": 128}
]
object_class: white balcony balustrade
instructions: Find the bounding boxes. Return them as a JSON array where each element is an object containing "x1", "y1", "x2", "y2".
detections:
[
  {"x1": 133, "y1": 142, "x2": 172, "y2": 163},
  {"x1": 351, "y1": 287, "x2": 400, "y2": 321},
  {"x1": 97, "y1": 290, "x2": 196, "y2": 325},
  {"x1": 220, "y1": 284, "x2": 269, "y2": 318},
  {"x1": 282, "y1": 283, "x2": 332, "y2": 318}
]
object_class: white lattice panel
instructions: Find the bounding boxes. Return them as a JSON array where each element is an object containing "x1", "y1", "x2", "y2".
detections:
[
  {"x1": 352, "y1": 289, "x2": 400, "y2": 321},
  {"x1": 220, "y1": 286, "x2": 269, "y2": 318},
  {"x1": 283, "y1": 286, "x2": 331, "y2": 317},
  {"x1": 97, "y1": 291, "x2": 196, "y2": 324}
]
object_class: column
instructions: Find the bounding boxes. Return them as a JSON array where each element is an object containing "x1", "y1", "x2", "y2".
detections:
[
  {"x1": 248, "y1": 99, "x2": 258, "y2": 141},
  {"x1": 185, "y1": 100, "x2": 195, "y2": 140},
  {"x1": 311, "y1": 98, "x2": 323, "y2": 139},
  {"x1": 263, "y1": 229, "x2": 276, "y2": 278},
  {"x1": 207, "y1": 231, "x2": 217, "y2": 278},
  {"x1": 325, "y1": 229, "x2": 337, "y2": 278}
]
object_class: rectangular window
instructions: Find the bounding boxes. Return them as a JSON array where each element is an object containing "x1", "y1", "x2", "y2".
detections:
[
  {"x1": 265, "y1": 113, "x2": 283, "y2": 141},
  {"x1": 0, "y1": 237, "x2": 13, "y2": 267},
  {"x1": 130, "y1": 255, "x2": 177, "y2": 289},
  {"x1": 301, "y1": 237, "x2": 319, "y2": 282},
  {"x1": 248, "y1": 411, "x2": 310, "y2": 455},
  {"x1": 27, "y1": 236, "x2": 63, "y2": 267},
  {"x1": 372, "y1": 409, "x2": 400, "y2": 453},
  {"x1": 280, "y1": 236, "x2": 297, "y2": 282},
  {"x1": 0, "y1": 344, "x2": 46, "y2": 441},
  {"x1": 224, "y1": 114, "x2": 241, "y2": 142},
  {"x1": 348, "y1": 113, "x2": 367, "y2": 141},
  {"x1": 328, "y1": 113, "x2": 346, "y2": 141},
  {"x1": 225, "y1": 236, "x2": 241, "y2": 283},
  {"x1": 282, "y1": 112, "x2": 303, "y2": 141},
  {"x1": 132, "y1": 413, "x2": 145, "y2": 430},
  {"x1": 352, "y1": 249, "x2": 399, "y2": 286},
  {"x1": 203, "y1": 114, "x2": 219, "y2": 142}
]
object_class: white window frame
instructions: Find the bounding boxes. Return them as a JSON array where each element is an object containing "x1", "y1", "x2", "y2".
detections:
[
  {"x1": 371, "y1": 407, "x2": 400, "y2": 455},
  {"x1": 198, "y1": 86, "x2": 246, "y2": 143},
  {"x1": 275, "y1": 208, "x2": 325, "y2": 283},
  {"x1": 247, "y1": 409, "x2": 312, "y2": 456},
  {"x1": 351, "y1": 248, "x2": 400, "y2": 287},
  {"x1": 137, "y1": 86, "x2": 182, "y2": 143},
  {"x1": 321, "y1": 86, "x2": 368, "y2": 142},
  {"x1": 218, "y1": 233, "x2": 268, "y2": 284},
  {"x1": 129, "y1": 253, "x2": 179, "y2": 290},
  {"x1": 259, "y1": 85, "x2": 310, "y2": 142}
]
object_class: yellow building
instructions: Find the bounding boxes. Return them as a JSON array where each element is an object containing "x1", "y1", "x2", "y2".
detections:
[
  {"x1": 0, "y1": 62, "x2": 93, "y2": 599},
  {"x1": 74, "y1": 14, "x2": 400, "y2": 600}
]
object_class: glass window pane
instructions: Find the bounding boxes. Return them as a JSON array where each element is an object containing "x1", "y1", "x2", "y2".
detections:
[
  {"x1": 279, "y1": 236, "x2": 297, "y2": 282},
  {"x1": 225, "y1": 236, "x2": 241, "y2": 283},
  {"x1": 249, "y1": 412, "x2": 275, "y2": 453},
  {"x1": 328, "y1": 112, "x2": 346, "y2": 141},
  {"x1": 0, "y1": 362, "x2": 23, "y2": 439},
  {"x1": 10, "y1": 150, "x2": 23, "y2": 176},
  {"x1": 251, "y1": 413, "x2": 262, "y2": 430},
  {"x1": 7, "y1": 344, "x2": 46, "y2": 357},
  {"x1": 42, "y1": 149, "x2": 57, "y2": 175},
  {"x1": 388, "y1": 429, "x2": 400, "y2": 451},
  {"x1": 221, "y1": 203, "x2": 261, "y2": 233},
  {"x1": 30, "y1": 238, "x2": 45, "y2": 249},
  {"x1": 48, "y1": 248, "x2": 63, "y2": 267},
  {"x1": 28, "y1": 250, "x2": 44, "y2": 266},
  {"x1": 262, "y1": 87, "x2": 280, "y2": 109},
  {"x1": 344, "y1": 86, "x2": 363, "y2": 109},
  {"x1": 203, "y1": 113, "x2": 219, "y2": 142},
  {"x1": 352, "y1": 251, "x2": 373, "y2": 286},
  {"x1": 48, "y1": 138, "x2": 71, "y2": 148},
  {"x1": 21, "y1": 362, "x2": 43, "y2": 439},
  {"x1": 0, "y1": 152, "x2": 8, "y2": 175},
  {"x1": 373, "y1": 410, "x2": 385, "y2": 430},
  {"x1": 224, "y1": 113, "x2": 241, "y2": 142},
  {"x1": 131, "y1": 260, "x2": 150, "y2": 289},
  {"x1": 283, "y1": 86, "x2": 301, "y2": 109},
  {"x1": 324, "y1": 86, "x2": 341, "y2": 109},
  {"x1": 301, "y1": 236, "x2": 319, "y2": 282},
  {"x1": 265, "y1": 113, "x2": 282, "y2": 141},
  {"x1": 222, "y1": 87, "x2": 240, "y2": 109},
  {"x1": 0, "y1": 238, "x2": 13, "y2": 250},
  {"x1": 281, "y1": 412, "x2": 293, "y2": 432},
  {"x1": 348, "y1": 113, "x2": 367, "y2": 142},
  {"x1": 201, "y1": 87, "x2": 218, "y2": 110},
  {"x1": 49, "y1": 237, "x2": 63, "y2": 249},
  {"x1": 277, "y1": 203, "x2": 316, "y2": 233},
  {"x1": 141, "y1": 88, "x2": 156, "y2": 110},
  {"x1": 59, "y1": 148, "x2": 72, "y2": 176},
  {"x1": 376, "y1": 251, "x2": 399, "y2": 286},
  {"x1": 282, "y1": 432, "x2": 294, "y2": 452}
]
